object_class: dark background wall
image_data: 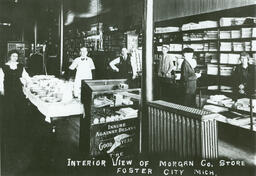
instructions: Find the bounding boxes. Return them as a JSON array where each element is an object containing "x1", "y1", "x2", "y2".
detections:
[
  {"x1": 154, "y1": 0, "x2": 256, "y2": 22},
  {"x1": 1, "y1": 0, "x2": 256, "y2": 65}
]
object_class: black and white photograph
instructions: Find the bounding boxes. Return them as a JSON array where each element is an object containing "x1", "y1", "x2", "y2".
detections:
[{"x1": 0, "y1": 0, "x2": 256, "y2": 175}]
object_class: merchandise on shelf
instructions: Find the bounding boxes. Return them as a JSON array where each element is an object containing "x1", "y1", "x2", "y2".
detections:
[
  {"x1": 181, "y1": 20, "x2": 218, "y2": 31},
  {"x1": 231, "y1": 30, "x2": 241, "y2": 38},
  {"x1": 220, "y1": 66, "x2": 233, "y2": 76},
  {"x1": 204, "y1": 31, "x2": 218, "y2": 40},
  {"x1": 220, "y1": 53, "x2": 229, "y2": 64},
  {"x1": 154, "y1": 16, "x2": 256, "y2": 97},
  {"x1": 116, "y1": 107, "x2": 138, "y2": 119},
  {"x1": 155, "y1": 26, "x2": 180, "y2": 33},
  {"x1": 209, "y1": 42, "x2": 218, "y2": 51},
  {"x1": 207, "y1": 95, "x2": 256, "y2": 113},
  {"x1": 220, "y1": 31, "x2": 231, "y2": 39},
  {"x1": 220, "y1": 17, "x2": 256, "y2": 27},
  {"x1": 183, "y1": 43, "x2": 204, "y2": 51},
  {"x1": 244, "y1": 42, "x2": 251, "y2": 51},
  {"x1": 252, "y1": 40, "x2": 256, "y2": 51},
  {"x1": 157, "y1": 46, "x2": 162, "y2": 52},
  {"x1": 220, "y1": 42, "x2": 232, "y2": 51},
  {"x1": 220, "y1": 86, "x2": 233, "y2": 93},
  {"x1": 205, "y1": 53, "x2": 218, "y2": 63},
  {"x1": 233, "y1": 42, "x2": 244, "y2": 51},
  {"x1": 241, "y1": 28, "x2": 252, "y2": 38},
  {"x1": 80, "y1": 79, "x2": 141, "y2": 157},
  {"x1": 207, "y1": 64, "x2": 218, "y2": 75},
  {"x1": 199, "y1": 20, "x2": 218, "y2": 28},
  {"x1": 93, "y1": 92, "x2": 133, "y2": 108},
  {"x1": 252, "y1": 28, "x2": 256, "y2": 37},
  {"x1": 183, "y1": 31, "x2": 218, "y2": 41},
  {"x1": 203, "y1": 105, "x2": 229, "y2": 113},
  {"x1": 93, "y1": 96, "x2": 114, "y2": 107},
  {"x1": 208, "y1": 85, "x2": 219, "y2": 90},
  {"x1": 220, "y1": 53, "x2": 240, "y2": 64},
  {"x1": 169, "y1": 44, "x2": 182, "y2": 51},
  {"x1": 207, "y1": 94, "x2": 234, "y2": 107},
  {"x1": 203, "y1": 43, "x2": 209, "y2": 51},
  {"x1": 235, "y1": 98, "x2": 256, "y2": 112}
]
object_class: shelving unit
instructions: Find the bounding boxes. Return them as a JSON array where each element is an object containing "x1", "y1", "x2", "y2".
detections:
[
  {"x1": 80, "y1": 79, "x2": 141, "y2": 157},
  {"x1": 103, "y1": 31, "x2": 127, "y2": 57},
  {"x1": 154, "y1": 20, "x2": 256, "y2": 89},
  {"x1": 154, "y1": 17, "x2": 256, "y2": 132}
]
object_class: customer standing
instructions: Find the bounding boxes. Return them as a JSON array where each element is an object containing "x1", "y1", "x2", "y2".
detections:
[
  {"x1": 27, "y1": 47, "x2": 44, "y2": 76},
  {"x1": 180, "y1": 48, "x2": 201, "y2": 107},
  {"x1": 158, "y1": 45, "x2": 175, "y2": 78},
  {"x1": 69, "y1": 47, "x2": 95, "y2": 98},
  {"x1": 157, "y1": 45, "x2": 176, "y2": 102},
  {"x1": 0, "y1": 50, "x2": 30, "y2": 134}
]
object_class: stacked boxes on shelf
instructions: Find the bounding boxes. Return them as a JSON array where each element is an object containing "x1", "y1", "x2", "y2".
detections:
[{"x1": 154, "y1": 17, "x2": 256, "y2": 91}]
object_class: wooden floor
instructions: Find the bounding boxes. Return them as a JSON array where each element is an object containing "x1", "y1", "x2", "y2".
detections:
[{"x1": 1, "y1": 98, "x2": 256, "y2": 176}]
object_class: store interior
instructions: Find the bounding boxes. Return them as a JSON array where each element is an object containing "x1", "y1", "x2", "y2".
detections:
[{"x1": 1, "y1": 0, "x2": 256, "y2": 176}]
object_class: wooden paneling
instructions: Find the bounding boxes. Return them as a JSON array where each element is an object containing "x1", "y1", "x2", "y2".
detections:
[
  {"x1": 154, "y1": 0, "x2": 256, "y2": 22},
  {"x1": 147, "y1": 100, "x2": 218, "y2": 158}
]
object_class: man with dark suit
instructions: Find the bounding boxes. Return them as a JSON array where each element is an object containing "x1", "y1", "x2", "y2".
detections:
[{"x1": 180, "y1": 48, "x2": 201, "y2": 107}]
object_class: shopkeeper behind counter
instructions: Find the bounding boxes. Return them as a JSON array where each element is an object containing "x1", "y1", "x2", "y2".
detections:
[
  {"x1": 232, "y1": 52, "x2": 255, "y2": 98},
  {"x1": 69, "y1": 47, "x2": 95, "y2": 98},
  {"x1": 109, "y1": 48, "x2": 137, "y2": 86}
]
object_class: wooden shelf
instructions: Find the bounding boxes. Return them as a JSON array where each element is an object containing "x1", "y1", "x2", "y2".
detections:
[
  {"x1": 219, "y1": 37, "x2": 256, "y2": 41},
  {"x1": 155, "y1": 31, "x2": 181, "y2": 35},
  {"x1": 208, "y1": 63, "x2": 239, "y2": 66},
  {"x1": 220, "y1": 51, "x2": 256, "y2": 53},
  {"x1": 181, "y1": 27, "x2": 219, "y2": 32},
  {"x1": 219, "y1": 24, "x2": 256, "y2": 30},
  {"x1": 183, "y1": 39, "x2": 218, "y2": 43},
  {"x1": 158, "y1": 41, "x2": 183, "y2": 45}
]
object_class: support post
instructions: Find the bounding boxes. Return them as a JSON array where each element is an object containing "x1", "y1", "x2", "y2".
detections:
[
  {"x1": 141, "y1": 0, "x2": 154, "y2": 153},
  {"x1": 59, "y1": 0, "x2": 64, "y2": 75},
  {"x1": 34, "y1": 20, "x2": 37, "y2": 52}
]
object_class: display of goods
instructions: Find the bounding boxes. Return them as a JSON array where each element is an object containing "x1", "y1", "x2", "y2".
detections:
[{"x1": 26, "y1": 75, "x2": 73, "y2": 103}]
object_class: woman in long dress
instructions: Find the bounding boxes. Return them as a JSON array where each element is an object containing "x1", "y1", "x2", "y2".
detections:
[{"x1": 0, "y1": 50, "x2": 30, "y2": 135}]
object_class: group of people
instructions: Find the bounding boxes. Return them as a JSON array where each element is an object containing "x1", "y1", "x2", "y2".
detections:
[
  {"x1": 68, "y1": 46, "x2": 141, "y2": 98},
  {"x1": 157, "y1": 46, "x2": 200, "y2": 107},
  {"x1": 157, "y1": 46, "x2": 255, "y2": 107},
  {"x1": 0, "y1": 46, "x2": 140, "y2": 101},
  {"x1": 0, "y1": 46, "x2": 254, "y2": 121}
]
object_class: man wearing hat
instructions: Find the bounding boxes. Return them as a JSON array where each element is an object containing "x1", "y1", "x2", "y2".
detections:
[
  {"x1": 180, "y1": 47, "x2": 201, "y2": 107},
  {"x1": 158, "y1": 45, "x2": 175, "y2": 78}
]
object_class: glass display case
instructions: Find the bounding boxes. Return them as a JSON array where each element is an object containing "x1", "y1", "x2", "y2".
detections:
[{"x1": 80, "y1": 79, "x2": 141, "y2": 158}]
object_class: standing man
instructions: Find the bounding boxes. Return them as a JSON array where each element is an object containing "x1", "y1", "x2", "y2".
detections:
[
  {"x1": 180, "y1": 48, "x2": 201, "y2": 107},
  {"x1": 109, "y1": 48, "x2": 137, "y2": 86},
  {"x1": 158, "y1": 45, "x2": 175, "y2": 78},
  {"x1": 157, "y1": 45, "x2": 176, "y2": 101},
  {"x1": 27, "y1": 47, "x2": 44, "y2": 76},
  {"x1": 69, "y1": 47, "x2": 95, "y2": 98}
]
